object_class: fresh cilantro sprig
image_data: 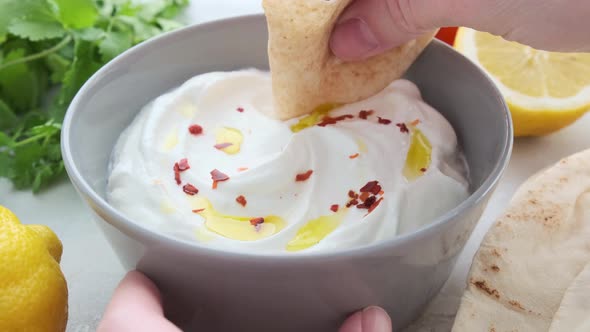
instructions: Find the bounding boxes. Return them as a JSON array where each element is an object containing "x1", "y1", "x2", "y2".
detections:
[{"x1": 0, "y1": 0, "x2": 188, "y2": 192}]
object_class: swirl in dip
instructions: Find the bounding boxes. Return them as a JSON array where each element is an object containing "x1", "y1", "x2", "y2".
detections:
[{"x1": 107, "y1": 70, "x2": 469, "y2": 253}]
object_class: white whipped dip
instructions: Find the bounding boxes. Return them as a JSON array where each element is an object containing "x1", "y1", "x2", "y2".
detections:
[{"x1": 107, "y1": 70, "x2": 469, "y2": 254}]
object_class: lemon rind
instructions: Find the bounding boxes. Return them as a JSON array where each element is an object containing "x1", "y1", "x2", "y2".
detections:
[{"x1": 455, "y1": 28, "x2": 590, "y2": 112}]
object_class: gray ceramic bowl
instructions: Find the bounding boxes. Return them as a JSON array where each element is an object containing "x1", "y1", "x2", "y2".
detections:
[{"x1": 62, "y1": 15, "x2": 512, "y2": 332}]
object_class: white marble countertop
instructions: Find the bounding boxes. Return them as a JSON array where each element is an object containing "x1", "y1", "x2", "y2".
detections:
[{"x1": 1, "y1": 1, "x2": 589, "y2": 331}]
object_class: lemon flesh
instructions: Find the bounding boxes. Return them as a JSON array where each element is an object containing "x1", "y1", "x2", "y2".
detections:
[{"x1": 455, "y1": 28, "x2": 590, "y2": 136}]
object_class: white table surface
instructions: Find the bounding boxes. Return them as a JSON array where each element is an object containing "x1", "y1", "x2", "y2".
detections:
[{"x1": 2, "y1": 2, "x2": 589, "y2": 331}]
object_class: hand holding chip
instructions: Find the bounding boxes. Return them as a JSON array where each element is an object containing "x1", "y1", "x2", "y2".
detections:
[{"x1": 330, "y1": 0, "x2": 590, "y2": 61}]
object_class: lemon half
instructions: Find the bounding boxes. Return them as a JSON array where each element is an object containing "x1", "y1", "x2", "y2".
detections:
[{"x1": 454, "y1": 28, "x2": 590, "y2": 136}]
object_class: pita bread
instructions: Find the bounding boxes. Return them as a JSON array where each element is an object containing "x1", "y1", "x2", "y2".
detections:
[
  {"x1": 452, "y1": 149, "x2": 590, "y2": 332},
  {"x1": 548, "y1": 261, "x2": 590, "y2": 332},
  {"x1": 262, "y1": 0, "x2": 436, "y2": 120}
]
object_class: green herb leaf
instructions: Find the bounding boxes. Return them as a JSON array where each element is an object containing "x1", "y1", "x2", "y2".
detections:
[
  {"x1": 74, "y1": 27, "x2": 105, "y2": 41},
  {"x1": 0, "y1": 152, "x2": 15, "y2": 178},
  {"x1": 54, "y1": 38, "x2": 102, "y2": 120},
  {"x1": 27, "y1": 120, "x2": 61, "y2": 137},
  {"x1": 6, "y1": 0, "x2": 66, "y2": 42},
  {"x1": 8, "y1": 19, "x2": 66, "y2": 42},
  {"x1": 115, "y1": 16, "x2": 160, "y2": 43},
  {"x1": 157, "y1": 18, "x2": 183, "y2": 32},
  {"x1": 12, "y1": 143, "x2": 43, "y2": 188},
  {"x1": 0, "y1": 49, "x2": 40, "y2": 113},
  {"x1": 45, "y1": 53, "x2": 71, "y2": 83},
  {"x1": 99, "y1": 30, "x2": 132, "y2": 62},
  {"x1": 50, "y1": 0, "x2": 99, "y2": 29},
  {"x1": 0, "y1": 130, "x2": 13, "y2": 147},
  {"x1": 0, "y1": 0, "x2": 32, "y2": 44},
  {"x1": 0, "y1": 0, "x2": 188, "y2": 192},
  {"x1": 138, "y1": 0, "x2": 189, "y2": 20},
  {"x1": 0, "y1": 11, "x2": 11, "y2": 43},
  {"x1": 0, "y1": 99, "x2": 18, "y2": 130}
]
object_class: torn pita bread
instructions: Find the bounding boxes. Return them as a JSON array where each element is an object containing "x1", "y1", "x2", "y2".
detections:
[
  {"x1": 452, "y1": 149, "x2": 590, "y2": 332},
  {"x1": 548, "y1": 261, "x2": 590, "y2": 332},
  {"x1": 262, "y1": 0, "x2": 436, "y2": 120}
]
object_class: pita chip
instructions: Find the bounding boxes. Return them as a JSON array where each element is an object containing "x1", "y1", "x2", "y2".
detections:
[
  {"x1": 262, "y1": 0, "x2": 436, "y2": 120},
  {"x1": 452, "y1": 149, "x2": 590, "y2": 332}
]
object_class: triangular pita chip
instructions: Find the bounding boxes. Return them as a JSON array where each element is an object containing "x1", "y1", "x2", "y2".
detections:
[
  {"x1": 452, "y1": 149, "x2": 590, "y2": 331},
  {"x1": 262, "y1": 0, "x2": 436, "y2": 120}
]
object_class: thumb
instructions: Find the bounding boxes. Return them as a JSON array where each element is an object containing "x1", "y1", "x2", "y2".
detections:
[
  {"x1": 98, "y1": 271, "x2": 181, "y2": 332},
  {"x1": 330, "y1": 0, "x2": 455, "y2": 61},
  {"x1": 339, "y1": 306, "x2": 392, "y2": 332}
]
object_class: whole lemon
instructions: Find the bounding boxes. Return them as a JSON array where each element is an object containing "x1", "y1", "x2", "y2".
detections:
[{"x1": 0, "y1": 205, "x2": 68, "y2": 332}]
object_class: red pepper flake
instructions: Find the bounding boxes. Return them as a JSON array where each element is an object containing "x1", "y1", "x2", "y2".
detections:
[
  {"x1": 420, "y1": 168, "x2": 427, "y2": 172},
  {"x1": 182, "y1": 184, "x2": 199, "y2": 195},
  {"x1": 346, "y1": 198, "x2": 359, "y2": 207},
  {"x1": 214, "y1": 142, "x2": 233, "y2": 150},
  {"x1": 378, "y1": 117, "x2": 392, "y2": 125},
  {"x1": 368, "y1": 197, "x2": 384, "y2": 214},
  {"x1": 178, "y1": 158, "x2": 190, "y2": 171},
  {"x1": 211, "y1": 169, "x2": 229, "y2": 181},
  {"x1": 358, "y1": 110, "x2": 374, "y2": 120},
  {"x1": 173, "y1": 158, "x2": 191, "y2": 185},
  {"x1": 410, "y1": 119, "x2": 421, "y2": 126},
  {"x1": 188, "y1": 124, "x2": 203, "y2": 135},
  {"x1": 173, "y1": 163, "x2": 181, "y2": 185},
  {"x1": 344, "y1": 181, "x2": 385, "y2": 214},
  {"x1": 364, "y1": 195, "x2": 377, "y2": 206},
  {"x1": 210, "y1": 169, "x2": 230, "y2": 189},
  {"x1": 250, "y1": 217, "x2": 265, "y2": 226},
  {"x1": 360, "y1": 181, "x2": 382, "y2": 195},
  {"x1": 317, "y1": 114, "x2": 354, "y2": 127},
  {"x1": 349, "y1": 153, "x2": 360, "y2": 159},
  {"x1": 357, "y1": 195, "x2": 377, "y2": 209},
  {"x1": 237, "y1": 107, "x2": 244, "y2": 113},
  {"x1": 236, "y1": 195, "x2": 247, "y2": 207},
  {"x1": 348, "y1": 190, "x2": 359, "y2": 199},
  {"x1": 371, "y1": 184, "x2": 382, "y2": 195},
  {"x1": 359, "y1": 191, "x2": 370, "y2": 202},
  {"x1": 295, "y1": 170, "x2": 314, "y2": 182},
  {"x1": 330, "y1": 204, "x2": 339, "y2": 212},
  {"x1": 237, "y1": 167, "x2": 249, "y2": 172},
  {"x1": 192, "y1": 208, "x2": 205, "y2": 213},
  {"x1": 396, "y1": 123, "x2": 409, "y2": 133}
]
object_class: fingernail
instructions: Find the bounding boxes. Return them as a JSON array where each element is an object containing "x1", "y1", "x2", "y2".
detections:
[
  {"x1": 330, "y1": 17, "x2": 379, "y2": 60},
  {"x1": 361, "y1": 306, "x2": 391, "y2": 332}
]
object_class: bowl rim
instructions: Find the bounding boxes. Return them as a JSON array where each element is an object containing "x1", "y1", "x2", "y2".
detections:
[{"x1": 61, "y1": 14, "x2": 513, "y2": 262}]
